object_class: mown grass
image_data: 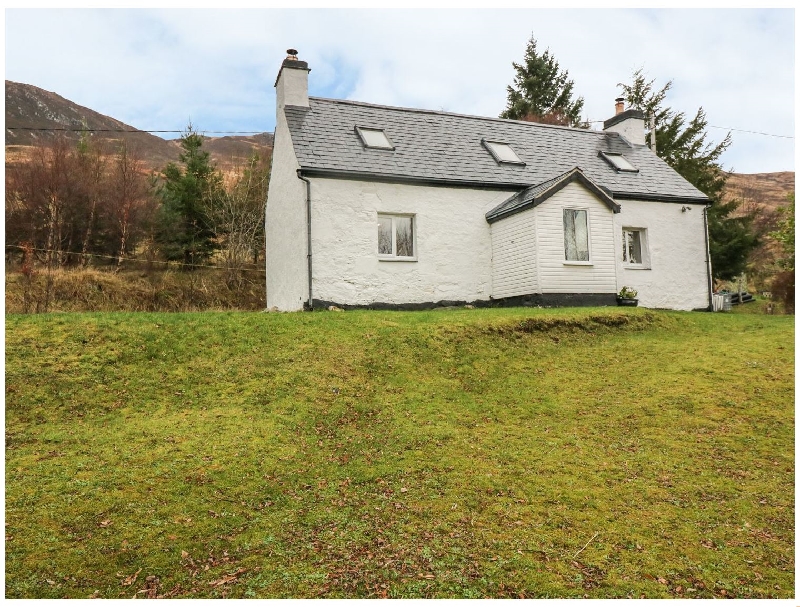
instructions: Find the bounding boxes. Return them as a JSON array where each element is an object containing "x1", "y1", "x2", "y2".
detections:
[{"x1": 5, "y1": 307, "x2": 794, "y2": 598}]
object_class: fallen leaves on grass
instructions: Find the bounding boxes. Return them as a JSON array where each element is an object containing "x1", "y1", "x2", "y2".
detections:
[
  {"x1": 209, "y1": 567, "x2": 247, "y2": 587},
  {"x1": 119, "y1": 568, "x2": 141, "y2": 587}
]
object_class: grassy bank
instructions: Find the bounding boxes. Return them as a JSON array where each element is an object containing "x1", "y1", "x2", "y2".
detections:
[{"x1": 5, "y1": 308, "x2": 794, "y2": 598}]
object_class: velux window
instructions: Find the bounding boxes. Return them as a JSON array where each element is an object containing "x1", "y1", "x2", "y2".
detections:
[
  {"x1": 378, "y1": 214, "x2": 415, "y2": 259},
  {"x1": 600, "y1": 152, "x2": 638, "y2": 173},
  {"x1": 356, "y1": 126, "x2": 394, "y2": 150},
  {"x1": 482, "y1": 139, "x2": 525, "y2": 165},
  {"x1": 563, "y1": 209, "x2": 590, "y2": 262}
]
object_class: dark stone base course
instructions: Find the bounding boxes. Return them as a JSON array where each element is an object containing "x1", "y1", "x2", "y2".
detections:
[{"x1": 311, "y1": 293, "x2": 617, "y2": 311}]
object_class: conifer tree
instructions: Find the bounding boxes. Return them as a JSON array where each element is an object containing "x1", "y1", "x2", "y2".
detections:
[
  {"x1": 619, "y1": 69, "x2": 756, "y2": 281},
  {"x1": 500, "y1": 36, "x2": 585, "y2": 127},
  {"x1": 155, "y1": 125, "x2": 222, "y2": 267}
]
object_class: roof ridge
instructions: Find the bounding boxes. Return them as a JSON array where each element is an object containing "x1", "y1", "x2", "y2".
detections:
[{"x1": 307, "y1": 96, "x2": 606, "y2": 137}]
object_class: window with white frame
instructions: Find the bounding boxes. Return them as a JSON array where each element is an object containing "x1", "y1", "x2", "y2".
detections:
[
  {"x1": 482, "y1": 139, "x2": 525, "y2": 165},
  {"x1": 378, "y1": 214, "x2": 415, "y2": 259},
  {"x1": 622, "y1": 228, "x2": 649, "y2": 267},
  {"x1": 563, "y1": 209, "x2": 590, "y2": 262},
  {"x1": 356, "y1": 126, "x2": 395, "y2": 150}
]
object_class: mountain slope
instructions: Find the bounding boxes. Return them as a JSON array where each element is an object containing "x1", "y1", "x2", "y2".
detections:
[{"x1": 5, "y1": 80, "x2": 273, "y2": 172}]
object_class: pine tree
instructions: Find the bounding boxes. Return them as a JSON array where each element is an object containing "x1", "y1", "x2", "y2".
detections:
[
  {"x1": 619, "y1": 69, "x2": 756, "y2": 281},
  {"x1": 155, "y1": 125, "x2": 222, "y2": 267},
  {"x1": 500, "y1": 36, "x2": 585, "y2": 127}
]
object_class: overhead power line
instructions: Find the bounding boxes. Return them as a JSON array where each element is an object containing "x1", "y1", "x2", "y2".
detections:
[
  {"x1": 5, "y1": 126, "x2": 268, "y2": 135},
  {"x1": 586, "y1": 119, "x2": 793, "y2": 139},
  {"x1": 706, "y1": 125, "x2": 793, "y2": 139},
  {"x1": 8, "y1": 123, "x2": 793, "y2": 139}
]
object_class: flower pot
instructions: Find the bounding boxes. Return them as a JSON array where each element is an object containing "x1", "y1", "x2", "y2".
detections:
[{"x1": 616, "y1": 297, "x2": 638, "y2": 307}]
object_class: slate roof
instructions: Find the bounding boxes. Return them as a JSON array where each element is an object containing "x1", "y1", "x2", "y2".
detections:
[
  {"x1": 284, "y1": 97, "x2": 709, "y2": 204},
  {"x1": 485, "y1": 167, "x2": 621, "y2": 223}
]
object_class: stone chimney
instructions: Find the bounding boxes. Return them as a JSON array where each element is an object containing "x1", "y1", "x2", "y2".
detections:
[
  {"x1": 603, "y1": 98, "x2": 645, "y2": 145},
  {"x1": 275, "y1": 49, "x2": 310, "y2": 112}
]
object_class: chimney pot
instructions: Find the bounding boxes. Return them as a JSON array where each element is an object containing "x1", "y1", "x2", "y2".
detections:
[
  {"x1": 286, "y1": 48, "x2": 299, "y2": 60},
  {"x1": 615, "y1": 97, "x2": 625, "y2": 115}
]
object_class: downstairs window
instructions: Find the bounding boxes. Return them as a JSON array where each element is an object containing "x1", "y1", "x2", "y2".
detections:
[
  {"x1": 622, "y1": 228, "x2": 649, "y2": 268},
  {"x1": 378, "y1": 214, "x2": 415, "y2": 260},
  {"x1": 563, "y1": 208, "x2": 590, "y2": 262}
]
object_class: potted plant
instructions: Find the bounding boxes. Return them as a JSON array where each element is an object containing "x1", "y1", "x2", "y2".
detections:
[{"x1": 617, "y1": 286, "x2": 639, "y2": 307}]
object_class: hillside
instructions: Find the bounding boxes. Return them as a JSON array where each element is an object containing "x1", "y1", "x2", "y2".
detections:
[
  {"x1": 5, "y1": 309, "x2": 794, "y2": 598},
  {"x1": 724, "y1": 171, "x2": 794, "y2": 210},
  {"x1": 5, "y1": 80, "x2": 272, "y2": 172}
]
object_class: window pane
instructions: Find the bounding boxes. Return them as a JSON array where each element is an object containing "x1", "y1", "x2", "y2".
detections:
[
  {"x1": 564, "y1": 209, "x2": 589, "y2": 261},
  {"x1": 378, "y1": 216, "x2": 393, "y2": 254},
  {"x1": 622, "y1": 230, "x2": 642, "y2": 263},
  {"x1": 486, "y1": 141, "x2": 522, "y2": 163},
  {"x1": 605, "y1": 153, "x2": 637, "y2": 171},
  {"x1": 395, "y1": 216, "x2": 413, "y2": 257},
  {"x1": 360, "y1": 128, "x2": 392, "y2": 149}
]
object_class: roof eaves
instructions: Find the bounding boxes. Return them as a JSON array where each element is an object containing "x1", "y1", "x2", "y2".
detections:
[
  {"x1": 612, "y1": 191, "x2": 710, "y2": 205},
  {"x1": 298, "y1": 167, "x2": 528, "y2": 190}
]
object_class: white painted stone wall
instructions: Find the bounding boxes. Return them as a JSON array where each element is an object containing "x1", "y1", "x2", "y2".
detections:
[
  {"x1": 535, "y1": 181, "x2": 618, "y2": 294},
  {"x1": 614, "y1": 199, "x2": 710, "y2": 310},
  {"x1": 308, "y1": 178, "x2": 516, "y2": 306},
  {"x1": 265, "y1": 67, "x2": 310, "y2": 311}
]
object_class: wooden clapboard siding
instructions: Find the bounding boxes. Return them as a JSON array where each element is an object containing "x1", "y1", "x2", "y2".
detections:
[
  {"x1": 490, "y1": 209, "x2": 539, "y2": 298},
  {"x1": 535, "y1": 181, "x2": 617, "y2": 294}
]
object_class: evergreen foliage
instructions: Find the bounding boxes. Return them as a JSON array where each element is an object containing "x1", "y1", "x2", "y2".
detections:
[
  {"x1": 619, "y1": 69, "x2": 757, "y2": 281},
  {"x1": 500, "y1": 36, "x2": 585, "y2": 127},
  {"x1": 771, "y1": 193, "x2": 795, "y2": 271},
  {"x1": 155, "y1": 126, "x2": 223, "y2": 266}
]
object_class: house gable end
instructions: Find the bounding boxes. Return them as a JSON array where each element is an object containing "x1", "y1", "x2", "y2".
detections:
[{"x1": 486, "y1": 168, "x2": 620, "y2": 224}]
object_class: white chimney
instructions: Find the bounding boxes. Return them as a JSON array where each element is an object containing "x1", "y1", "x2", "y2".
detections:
[
  {"x1": 603, "y1": 98, "x2": 645, "y2": 146},
  {"x1": 275, "y1": 49, "x2": 310, "y2": 113}
]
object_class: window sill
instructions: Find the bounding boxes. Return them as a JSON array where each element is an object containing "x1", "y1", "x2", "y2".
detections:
[
  {"x1": 379, "y1": 256, "x2": 418, "y2": 262},
  {"x1": 563, "y1": 261, "x2": 593, "y2": 266},
  {"x1": 623, "y1": 264, "x2": 651, "y2": 270}
]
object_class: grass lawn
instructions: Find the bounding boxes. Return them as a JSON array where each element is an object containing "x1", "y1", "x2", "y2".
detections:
[{"x1": 5, "y1": 307, "x2": 794, "y2": 598}]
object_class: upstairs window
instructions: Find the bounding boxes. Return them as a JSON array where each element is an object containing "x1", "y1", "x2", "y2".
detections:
[
  {"x1": 563, "y1": 209, "x2": 590, "y2": 262},
  {"x1": 356, "y1": 126, "x2": 395, "y2": 150},
  {"x1": 482, "y1": 139, "x2": 525, "y2": 165},
  {"x1": 600, "y1": 151, "x2": 638, "y2": 173},
  {"x1": 378, "y1": 214, "x2": 415, "y2": 260}
]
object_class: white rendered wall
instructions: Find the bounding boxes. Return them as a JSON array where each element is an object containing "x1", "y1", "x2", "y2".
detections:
[
  {"x1": 309, "y1": 178, "x2": 516, "y2": 306},
  {"x1": 614, "y1": 199, "x2": 709, "y2": 310},
  {"x1": 604, "y1": 118, "x2": 646, "y2": 145},
  {"x1": 535, "y1": 181, "x2": 617, "y2": 294},
  {"x1": 490, "y1": 209, "x2": 539, "y2": 298},
  {"x1": 265, "y1": 87, "x2": 308, "y2": 310}
]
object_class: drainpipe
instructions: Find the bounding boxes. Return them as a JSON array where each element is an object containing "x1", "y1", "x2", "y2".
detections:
[
  {"x1": 297, "y1": 170, "x2": 313, "y2": 310},
  {"x1": 703, "y1": 204, "x2": 713, "y2": 311}
]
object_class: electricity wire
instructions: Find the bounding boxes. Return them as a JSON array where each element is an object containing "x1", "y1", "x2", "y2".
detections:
[{"x1": 7, "y1": 124, "x2": 794, "y2": 139}]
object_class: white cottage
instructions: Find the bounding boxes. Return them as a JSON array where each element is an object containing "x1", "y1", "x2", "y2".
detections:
[{"x1": 266, "y1": 51, "x2": 712, "y2": 312}]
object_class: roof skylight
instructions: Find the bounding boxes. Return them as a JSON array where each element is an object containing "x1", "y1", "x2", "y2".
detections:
[
  {"x1": 355, "y1": 126, "x2": 394, "y2": 150},
  {"x1": 600, "y1": 152, "x2": 638, "y2": 173},
  {"x1": 482, "y1": 139, "x2": 525, "y2": 165}
]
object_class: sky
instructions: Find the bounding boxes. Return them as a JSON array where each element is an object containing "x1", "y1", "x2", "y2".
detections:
[{"x1": 4, "y1": 8, "x2": 795, "y2": 174}]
